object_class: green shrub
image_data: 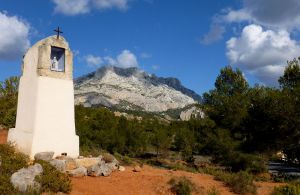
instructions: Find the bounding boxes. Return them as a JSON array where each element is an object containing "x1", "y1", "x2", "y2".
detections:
[
  {"x1": 168, "y1": 176, "x2": 195, "y2": 195},
  {"x1": 114, "y1": 152, "x2": 134, "y2": 165},
  {"x1": 35, "y1": 160, "x2": 72, "y2": 194},
  {"x1": 207, "y1": 186, "x2": 220, "y2": 195},
  {"x1": 79, "y1": 146, "x2": 104, "y2": 157},
  {"x1": 0, "y1": 143, "x2": 28, "y2": 175},
  {"x1": 200, "y1": 167, "x2": 257, "y2": 195},
  {"x1": 272, "y1": 172, "x2": 299, "y2": 183},
  {"x1": 235, "y1": 153, "x2": 266, "y2": 173},
  {"x1": 0, "y1": 144, "x2": 28, "y2": 194},
  {"x1": 227, "y1": 171, "x2": 257, "y2": 195},
  {"x1": 218, "y1": 151, "x2": 266, "y2": 173},
  {"x1": 0, "y1": 175, "x2": 16, "y2": 195},
  {"x1": 272, "y1": 183, "x2": 300, "y2": 195}
]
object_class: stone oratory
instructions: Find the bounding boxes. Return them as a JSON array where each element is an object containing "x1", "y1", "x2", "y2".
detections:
[{"x1": 8, "y1": 32, "x2": 79, "y2": 158}]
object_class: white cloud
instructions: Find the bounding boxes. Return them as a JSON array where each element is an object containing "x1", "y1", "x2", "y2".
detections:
[
  {"x1": 201, "y1": 24, "x2": 225, "y2": 45},
  {"x1": 116, "y1": 50, "x2": 138, "y2": 68},
  {"x1": 104, "y1": 56, "x2": 117, "y2": 65},
  {"x1": 92, "y1": 0, "x2": 128, "y2": 10},
  {"x1": 226, "y1": 24, "x2": 300, "y2": 85},
  {"x1": 203, "y1": 0, "x2": 300, "y2": 85},
  {"x1": 0, "y1": 12, "x2": 30, "y2": 60},
  {"x1": 85, "y1": 55, "x2": 103, "y2": 67},
  {"x1": 222, "y1": 0, "x2": 300, "y2": 30},
  {"x1": 85, "y1": 50, "x2": 138, "y2": 68},
  {"x1": 52, "y1": 0, "x2": 129, "y2": 16},
  {"x1": 203, "y1": 0, "x2": 300, "y2": 44},
  {"x1": 222, "y1": 9, "x2": 251, "y2": 23},
  {"x1": 251, "y1": 65, "x2": 285, "y2": 85},
  {"x1": 52, "y1": 0, "x2": 90, "y2": 16},
  {"x1": 243, "y1": 0, "x2": 300, "y2": 30}
]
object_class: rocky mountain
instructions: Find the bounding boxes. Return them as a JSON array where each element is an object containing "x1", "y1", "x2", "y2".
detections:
[{"x1": 74, "y1": 66, "x2": 201, "y2": 112}]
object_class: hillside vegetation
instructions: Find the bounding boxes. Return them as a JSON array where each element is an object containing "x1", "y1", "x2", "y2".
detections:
[{"x1": 0, "y1": 57, "x2": 300, "y2": 194}]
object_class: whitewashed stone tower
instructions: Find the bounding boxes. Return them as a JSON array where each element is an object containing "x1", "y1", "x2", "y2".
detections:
[{"x1": 8, "y1": 33, "x2": 79, "y2": 158}]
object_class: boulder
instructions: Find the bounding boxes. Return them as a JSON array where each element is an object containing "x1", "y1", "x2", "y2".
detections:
[
  {"x1": 10, "y1": 163, "x2": 43, "y2": 192},
  {"x1": 118, "y1": 166, "x2": 125, "y2": 172},
  {"x1": 34, "y1": 152, "x2": 54, "y2": 161},
  {"x1": 67, "y1": 166, "x2": 87, "y2": 177},
  {"x1": 106, "y1": 158, "x2": 119, "y2": 171},
  {"x1": 65, "y1": 158, "x2": 78, "y2": 170},
  {"x1": 133, "y1": 165, "x2": 142, "y2": 172},
  {"x1": 50, "y1": 159, "x2": 66, "y2": 172},
  {"x1": 87, "y1": 162, "x2": 112, "y2": 177},
  {"x1": 75, "y1": 157, "x2": 102, "y2": 168}
]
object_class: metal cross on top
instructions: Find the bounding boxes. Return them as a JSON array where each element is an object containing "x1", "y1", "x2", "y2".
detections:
[{"x1": 54, "y1": 27, "x2": 63, "y2": 39}]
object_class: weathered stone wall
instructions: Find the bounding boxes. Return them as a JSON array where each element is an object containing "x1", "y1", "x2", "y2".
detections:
[{"x1": 36, "y1": 36, "x2": 73, "y2": 80}]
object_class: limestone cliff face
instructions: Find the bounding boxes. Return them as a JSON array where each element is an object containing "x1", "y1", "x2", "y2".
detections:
[
  {"x1": 180, "y1": 106, "x2": 205, "y2": 121},
  {"x1": 74, "y1": 66, "x2": 201, "y2": 112}
]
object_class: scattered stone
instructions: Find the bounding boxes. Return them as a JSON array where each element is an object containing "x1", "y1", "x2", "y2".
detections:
[
  {"x1": 88, "y1": 155, "x2": 93, "y2": 158},
  {"x1": 118, "y1": 166, "x2": 125, "y2": 172},
  {"x1": 67, "y1": 166, "x2": 87, "y2": 177},
  {"x1": 47, "y1": 154, "x2": 122, "y2": 177},
  {"x1": 87, "y1": 164, "x2": 102, "y2": 177},
  {"x1": 87, "y1": 162, "x2": 112, "y2": 177},
  {"x1": 34, "y1": 152, "x2": 54, "y2": 162},
  {"x1": 106, "y1": 158, "x2": 119, "y2": 171},
  {"x1": 10, "y1": 163, "x2": 43, "y2": 192},
  {"x1": 50, "y1": 159, "x2": 66, "y2": 172},
  {"x1": 75, "y1": 157, "x2": 102, "y2": 168},
  {"x1": 133, "y1": 165, "x2": 142, "y2": 172},
  {"x1": 65, "y1": 158, "x2": 78, "y2": 170}
]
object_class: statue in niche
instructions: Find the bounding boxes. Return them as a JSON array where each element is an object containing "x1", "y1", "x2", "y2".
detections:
[
  {"x1": 50, "y1": 46, "x2": 65, "y2": 72},
  {"x1": 51, "y1": 56, "x2": 59, "y2": 70}
]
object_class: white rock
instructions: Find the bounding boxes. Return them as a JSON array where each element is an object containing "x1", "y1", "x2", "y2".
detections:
[
  {"x1": 75, "y1": 157, "x2": 102, "y2": 168},
  {"x1": 106, "y1": 158, "x2": 119, "y2": 172},
  {"x1": 118, "y1": 166, "x2": 125, "y2": 172},
  {"x1": 87, "y1": 162, "x2": 112, "y2": 177},
  {"x1": 180, "y1": 106, "x2": 205, "y2": 121},
  {"x1": 10, "y1": 163, "x2": 43, "y2": 192},
  {"x1": 34, "y1": 152, "x2": 54, "y2": 161},
  {"x1": 50, "y1": 159, "x2": 66, "y2": 172},
  {"x1": 67, "y1": 166, "x2": 87, "y2": 177}
]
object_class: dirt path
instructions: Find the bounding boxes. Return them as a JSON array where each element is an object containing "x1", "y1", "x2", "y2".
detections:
[
  {"x1": 71, "y1": 165, "x2": 234, "y2": 195},
  {"x1": 0, "y1": 130, "x2": 283, "y2": 195},
  {"x1": 71, "y1": 166, "x2": 285, "y2": 195}
]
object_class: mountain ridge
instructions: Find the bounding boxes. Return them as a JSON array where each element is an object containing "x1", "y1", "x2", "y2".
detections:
[{"x1": 74, "y1": 66, "x2": 201, "y2": 112}]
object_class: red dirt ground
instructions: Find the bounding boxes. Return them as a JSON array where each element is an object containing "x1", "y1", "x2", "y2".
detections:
[
  {"x1": 0, "y1": 129, "x2": 7, "y2": 144},
  {"x1": 0, "y1": 130, "x2": 283, "y2": 195},
  {"x1": 71, "y1": 166, "x2": 234, "y2": 195}
]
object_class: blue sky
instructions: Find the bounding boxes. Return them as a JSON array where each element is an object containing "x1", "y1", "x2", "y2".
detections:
[{"x1": 1, "y1": 0, "x2": 300, "y2": 95}]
